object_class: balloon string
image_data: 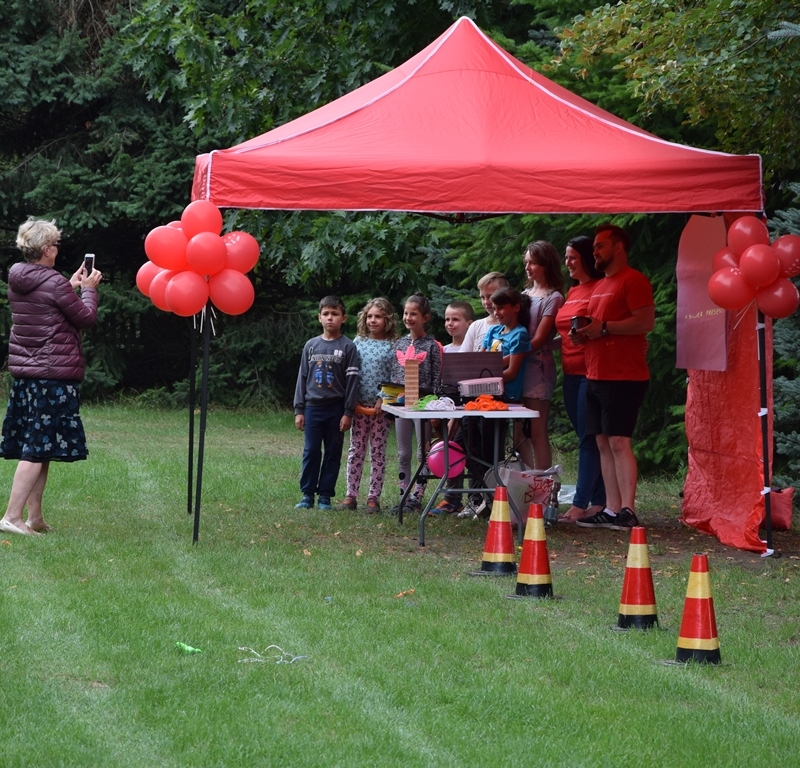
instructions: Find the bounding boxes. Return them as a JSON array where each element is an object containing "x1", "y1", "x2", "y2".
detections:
[
  {"x1": 732, "y1": 301, "x2": 754, "y2": 331},
  {"x1": 198, "y1": 304, "x2": 218, "y2": 337},
  {"x1": 238, "y1": 645, "x2": 308, "y2": 664}
]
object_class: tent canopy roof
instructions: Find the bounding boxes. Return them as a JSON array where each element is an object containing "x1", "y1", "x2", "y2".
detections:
[{"x1": 192, "y1": 16, "x2": 763, "y2": 215}]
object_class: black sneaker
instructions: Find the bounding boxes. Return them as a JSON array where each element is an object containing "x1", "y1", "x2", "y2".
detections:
[
  {"x1": 609, "y1": 507, "x2": 639, "y2": 530},
  {"x1": 295, "y1": 494, "x2": 314, "y2": 509},
  {"x1": 575, "y1": 509, "x2": 617, "y2": 528}
]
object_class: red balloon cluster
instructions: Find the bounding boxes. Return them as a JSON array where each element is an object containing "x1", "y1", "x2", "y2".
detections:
[
  {"x1": 707, "y1": 217, "x2": 800, "y2": 319},
  {"x1": 136, "y1": 201, "x2": 259, "y2": 316}
]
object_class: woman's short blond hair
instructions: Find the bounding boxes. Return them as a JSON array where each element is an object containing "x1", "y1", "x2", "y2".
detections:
[{"x1": 16, "y1": 217, "x2": 61, "y2": 263}]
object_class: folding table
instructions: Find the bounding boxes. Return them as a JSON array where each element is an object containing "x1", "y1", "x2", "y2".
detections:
[{"x1": 382, "y1": 403, "x2": 539, "y2": 545}]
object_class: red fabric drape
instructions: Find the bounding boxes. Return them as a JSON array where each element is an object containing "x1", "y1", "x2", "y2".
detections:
[{"x1": 682, "y1": 305, "x2": 772, "y2": 552}]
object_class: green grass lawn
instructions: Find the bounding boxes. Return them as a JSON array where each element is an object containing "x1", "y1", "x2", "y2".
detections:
[{"x1": 1, "y1": 406, "x2": 798, "y2": 767}]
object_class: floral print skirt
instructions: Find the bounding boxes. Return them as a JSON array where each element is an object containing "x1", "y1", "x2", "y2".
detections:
[{"x1": 0, "y1": 379, "x2": 88, "y2": 463}]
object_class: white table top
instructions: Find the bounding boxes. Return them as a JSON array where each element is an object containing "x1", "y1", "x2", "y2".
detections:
[{"x1": 382, "y1": 403, "x2": 539, "y2": 420}]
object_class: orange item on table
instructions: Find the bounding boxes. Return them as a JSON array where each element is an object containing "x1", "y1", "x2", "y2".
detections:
[{"x1": 464, "y1": 394, "x2": 508, "y2": 411}]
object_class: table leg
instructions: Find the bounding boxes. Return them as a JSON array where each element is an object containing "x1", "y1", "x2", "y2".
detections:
[
  {"x1": 418, "y1": 438, "x2": 450, "y2": 547},
  {"x1": 490, "y1": 417, "x2": 524, "y2": 545}
]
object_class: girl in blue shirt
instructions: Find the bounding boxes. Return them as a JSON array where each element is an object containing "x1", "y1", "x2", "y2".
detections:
[{"x1": 481, "y1": 288, "x2": 532, "y2": 402}]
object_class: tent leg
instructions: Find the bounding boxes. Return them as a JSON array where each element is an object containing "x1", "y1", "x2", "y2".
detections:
[
  {"x1": 192, "y1": 302, "x2": 212, "y2": 544},
  {"x1": 187, "y1": 317, "x2": 198, "y2": 514},
  {"x1": 756, "y1": 310, "x2": 777, "y2": 557}
]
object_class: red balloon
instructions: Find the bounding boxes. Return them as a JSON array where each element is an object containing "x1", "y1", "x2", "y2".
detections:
[
  {"x1": 209, "y1": 269, "x2": 255, "y2": 315},
  {"x1": 144, "y1": 226, "x2": 188, "y2": 270},
  {"x1": 738, "y1": 244, "x2": 780, "y2": 288},
  {"x1": 186, "y1": 232, "x2": 227, "y2": 276},
  {"x1": 149, "y1": 270, "x2": 179, "y2": 312},
  {"x1": 181, "y1": 200, "x2": 223, "y2": 239},
  {"x1": 711, "y1": 246, "x2": 738, "y2": 272},
  {"x1": 166, "y1": 220, "x2": 183, "y2": 229},
  {"x1": 707, "y1": 267, "x2": 756, "y2": 310},
  {"x1": 727, "y1": 216, "x2": 769, "y2": 258},
  {"x1": 755, "y1": 278, "x2": 800, "y2": 319},
  {"x1": 165, "y1": 271, "x2": 209, "y2": 317},
  {"x1": 223, "y1": 231, "x2": 260, "y2": 273},
  {"x1": 136, "y1": 261, "x2": 163, "y2": 297},
  {"x1": 772, "y1": 234, "x2": 800, "y2": 279}
]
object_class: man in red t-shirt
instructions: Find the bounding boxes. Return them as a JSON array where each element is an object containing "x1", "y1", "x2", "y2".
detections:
[{"x1": 570, "y1": 225, "x2": 655, "y2": 530}]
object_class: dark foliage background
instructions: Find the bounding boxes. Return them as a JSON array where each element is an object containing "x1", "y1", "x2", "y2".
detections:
[{"x1": 1, "y1": 0, "x2": 798, "y2": 481}]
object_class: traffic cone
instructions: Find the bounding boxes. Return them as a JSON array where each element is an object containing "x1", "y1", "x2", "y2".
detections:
[
  {"x1": 674, "y1": 553, "x2": 721, "y2": 664},
  {"x1": 615, "y1": 526, "x2": 659, "y2": 630},
  {"x1": 470, "y1": 486, "x2": 516, "y2": 576},
  {"x1": 508, "y1": 503, "x2": 553, "y2": 598}
]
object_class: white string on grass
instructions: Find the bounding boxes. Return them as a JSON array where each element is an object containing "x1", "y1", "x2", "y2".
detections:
[{"x1": 238, "y1": 645, "x2": 308, "y2": 664}]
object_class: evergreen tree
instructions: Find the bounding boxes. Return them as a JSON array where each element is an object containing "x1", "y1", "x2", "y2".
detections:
[{"x1": 769, "y1": 184, "x2": 800, "y2": 485}]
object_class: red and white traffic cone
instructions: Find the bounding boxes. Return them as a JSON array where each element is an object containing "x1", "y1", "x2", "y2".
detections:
[{"x1": 615, "y1": 526, "x2": 659, "y2": 630}]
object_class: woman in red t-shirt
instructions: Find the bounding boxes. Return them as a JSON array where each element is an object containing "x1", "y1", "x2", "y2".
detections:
[{"x1": 554, "y1": 236, "x2": 606, "y2": 522}]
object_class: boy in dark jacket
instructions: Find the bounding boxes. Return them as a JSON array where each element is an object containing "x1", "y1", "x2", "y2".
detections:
[{"x1": 293, "y1": 296, "x2": 359, "y2": 509}]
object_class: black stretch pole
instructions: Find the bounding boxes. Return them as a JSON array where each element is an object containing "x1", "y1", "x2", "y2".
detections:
[
  {"x1": 187, "y1": 317, "x2": 198, "y2": 514},
  {"x1": 756, "y1": 309, "x2": 775, "y2": 555},
  {"x1": 192, "y1": 302, "x2": 212, "y2": 544}
]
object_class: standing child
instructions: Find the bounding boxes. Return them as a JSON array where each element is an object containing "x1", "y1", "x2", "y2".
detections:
[
  {"x1": 460, "y1": 272, "x2": 509, "y2": 352},
  {"x1": 443, "y1": 301, "x2": 474, "y2": 352},
  {"x1": 455, "y1": 272, "x2": 511, "y2": 518},
  {"x1": 429, "y1": 301, "x2": 474, "y2": 515},
  {"x1": 481, "y1": 287, "x2": 532, "y2": 402},
  {"x1": 337, "y1": 298, "x2": 397, "y2": 513},
  {"x1": 520, "y1": 241, "x2": 565, "y2": 469},
  {"x1": 388, "y1": 293, "x2": 442, "y2": 513},
  {"x1": 293, "y1": 296, "x2": 359, "y2": 510}
]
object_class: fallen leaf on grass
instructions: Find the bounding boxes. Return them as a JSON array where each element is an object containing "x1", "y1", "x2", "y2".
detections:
[
  {"x1": 1, "y1": 539, "x2": 11, "y2": 546},
  {"x1": 396, "y1": 589, "x2": 415, "y2": 598},
  {"x1": 303, "y1": 549, "x2": 311, "y2": 557},
  {"x1": 355, "y1": 549, "x2": 363, "y2": 557},
  {"x1": 334, "y1": 531, "x2": 341, "y2": 537}
]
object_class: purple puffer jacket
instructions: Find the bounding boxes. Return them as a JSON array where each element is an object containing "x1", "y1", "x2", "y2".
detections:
[{"x1": 6, "y1": 262, "x2": 98, "y2": 382}]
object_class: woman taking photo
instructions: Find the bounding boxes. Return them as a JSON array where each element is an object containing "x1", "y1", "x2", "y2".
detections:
[
  {"x1": 554, "y1": 235, "x2": 606, "y2": 522},
  {"x1": 0, "y1": 218, "x2": 102, "y2": 536}
]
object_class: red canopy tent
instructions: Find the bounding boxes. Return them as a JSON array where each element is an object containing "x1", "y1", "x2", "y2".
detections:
[
  {"x1": 192, "y1": 17, "x2": 771, "y2": 552},
  {"x1": 192, "y1": 16, "x2": 762, "y2": 215}
]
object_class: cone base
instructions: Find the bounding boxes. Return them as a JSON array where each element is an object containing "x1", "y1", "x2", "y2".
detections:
[
  {"x1": 514, "y1": 583, "x2": 554, "y2": 598},
  {"x1": 615, "y1": 613, "x2": 659, "y2": 630},
  {"x1": 481, "y1": 560, "x2": 516, "y2": 574},
  {"x1": 675, "y1": 647, "x2": 721, "y2": 665},
  {"x1": 506, "y1": 592, "x2": 561, "y2": 601},
  {"x1": 469, "y1": 564, "x2": 517, "y2": 577}
]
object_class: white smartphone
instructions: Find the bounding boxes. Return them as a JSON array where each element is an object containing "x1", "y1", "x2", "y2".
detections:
[{"x1": 84, "y1": 253, "x2": 95, "y2": 274}]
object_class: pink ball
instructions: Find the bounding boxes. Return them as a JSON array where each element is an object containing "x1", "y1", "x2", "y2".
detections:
[{"x1": 427, "y1": 440, "x2": 467, "y2": 479}]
